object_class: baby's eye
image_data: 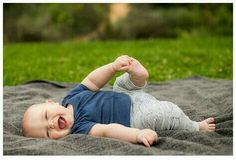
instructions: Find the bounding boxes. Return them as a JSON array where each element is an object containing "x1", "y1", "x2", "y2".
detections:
[
  {"x1": 45, "y1": 111, "x2": 48, "y2": 120},
  {"x1": 45, "y1": 111, "x2": 50, "y2": 138},
  {"x1": 47, "y1": 130, "x2": 50, "y2": 138}
]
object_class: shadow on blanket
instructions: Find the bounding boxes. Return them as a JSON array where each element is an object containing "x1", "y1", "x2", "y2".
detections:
[{"x1": 3, "y1": 77, "x2": 233, "y2": 155}]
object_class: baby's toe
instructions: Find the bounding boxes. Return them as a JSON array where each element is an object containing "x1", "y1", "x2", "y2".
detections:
[
  {"x1": 206, "y1": 117, "x2": 214, "y2": 124},
  {"x1": 209, "y1": 124, "x2": 215, "y2": 127},
  {"x1": 209, "y1": 127, "x2": 216, "y2": 131}
]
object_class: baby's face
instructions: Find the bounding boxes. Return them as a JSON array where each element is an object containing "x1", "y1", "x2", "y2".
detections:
[{"x1": 22, "y1": 100, "x2": 74, "y2": 139}]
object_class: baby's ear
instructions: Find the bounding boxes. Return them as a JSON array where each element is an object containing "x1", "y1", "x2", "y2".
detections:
[{"x1": 46, "y1": 99, "x2": 54, "y2": 103}]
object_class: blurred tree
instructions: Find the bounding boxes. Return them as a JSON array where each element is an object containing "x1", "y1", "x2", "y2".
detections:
[
  {"x1": 4, "y1": 4, "x2": 109, "y2": 42},
  {"x1": 109, "y1": 4, "x2": 130, "y2": 24},
  {"x1": 3, "y1": 3, "x2": 232, "y2": 42},
  {"x1": 101, "y1": 3, "x2": 232, "y2": 40}
]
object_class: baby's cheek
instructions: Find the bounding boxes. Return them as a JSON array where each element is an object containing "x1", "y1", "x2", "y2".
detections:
[{"x1": 51, "y1": 131, "x2": 65, "y2": 139}]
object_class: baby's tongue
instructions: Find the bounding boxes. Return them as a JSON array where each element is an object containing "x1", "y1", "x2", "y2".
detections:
[{"x1": 58, "y1": 116, "x2": 66, "y2": 129}]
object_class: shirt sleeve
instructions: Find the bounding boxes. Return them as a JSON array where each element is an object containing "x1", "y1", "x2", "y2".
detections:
[
  {"x1": 67, "y1": 84, "x2": 90, "y2": 96},
  {"x1": 71, "y1": 120, "x2": 97, "y2": 134},
  {"x1": 61, "y1": 84, "x2": 89, "y2": 106}
]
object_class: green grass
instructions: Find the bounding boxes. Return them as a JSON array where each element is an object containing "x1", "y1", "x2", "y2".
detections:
[{"x1": 4, "y1": 36, "x2": 233, "y2": 86}]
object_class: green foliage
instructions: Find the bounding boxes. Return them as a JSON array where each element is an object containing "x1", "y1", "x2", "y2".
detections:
[
  {"x1": 4, "y1": 4, "x2": 109, "y2": 42},
  {"x1": 3, "y1": 4, "x2": 232, "y2": 42},
  {"x1": 101, "y1": 4, "x2": 232, "y2": 39},
  {"x1": 3, "y1": 36, "x2": 232, "y2": 86}
]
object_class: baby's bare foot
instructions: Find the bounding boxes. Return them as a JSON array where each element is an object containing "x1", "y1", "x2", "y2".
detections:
[{"x1": 198, "y1": 117, "x2": 215, "y2": 132}]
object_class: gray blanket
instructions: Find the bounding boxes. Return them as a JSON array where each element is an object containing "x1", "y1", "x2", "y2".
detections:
[{"x1": 3, "y1": 77, "x2": 233, "y2": 155}]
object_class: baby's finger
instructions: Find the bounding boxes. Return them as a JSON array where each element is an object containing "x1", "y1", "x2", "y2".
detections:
[
  {"x1": 120, "y1": 59, "x2": 130, "y2": 66},
  {"x1": 142, "y1": 138, "x2": 150, "y2": 147},
  {"x1": 152, "y1": 132, "x2": 158, "y2": 142},
  {"x1": 120, "y1": 55, "x2": 130, "y2": 62},
  {"x1": 147, "y1": 134, "x2": 155, "y2": 145},
  {"x1": 120, "y1": 65, "x2": 130, "y2": 71},
  {"x1": 123, "y1": 56, "x2": 133, "y2": 63}
]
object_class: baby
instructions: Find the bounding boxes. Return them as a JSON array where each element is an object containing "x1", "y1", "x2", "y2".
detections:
[{"x1": 22, "y1": 55, "x2": 215, "y2": 147}]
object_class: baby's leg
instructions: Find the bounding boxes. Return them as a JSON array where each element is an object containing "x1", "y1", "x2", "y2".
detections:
[
  {"x1": 131, "y1": 98, "x2": 215, "y2": 132},
  {"x1": 130, "y1": 97, "x2": 197, "y2": 132},
  {"x1": 113, "y1": 73, "x2": 147, "y2": 94},
  {"x1": 159, "y1": 102, "x2": 216, "y2": 132},
  {"x1": 160, "y1": 101, "x2": 200, "y2": 132}
]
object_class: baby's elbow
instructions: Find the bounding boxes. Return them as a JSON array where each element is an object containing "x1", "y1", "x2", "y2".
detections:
[{"x1": 89, "y1": 124, "x2": 107, "y2": 137}]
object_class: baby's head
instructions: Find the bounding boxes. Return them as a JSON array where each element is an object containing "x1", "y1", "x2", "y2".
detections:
[{"x1": 22, "y1": 100, "x2": 74, "y2": 139}]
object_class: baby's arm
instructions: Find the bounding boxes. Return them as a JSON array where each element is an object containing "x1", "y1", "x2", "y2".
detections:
[
  {"x1": 127, "y1": 58, "x2": 149, "y2": 87},
  {"x1": 89, "y1": 123, "x2": 158, "y2": 147},
  {"x1": 81, "y1": 55, "x2": 132, "y2": 91}
]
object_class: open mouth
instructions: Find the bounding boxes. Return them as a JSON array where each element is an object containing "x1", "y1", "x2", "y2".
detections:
[{"x1": 58, "y1": 116, "x2": 67, "y2": 129}]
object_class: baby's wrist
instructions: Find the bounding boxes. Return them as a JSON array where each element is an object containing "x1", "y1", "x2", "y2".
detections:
[
  {"x1": 110, "y1": 62, "x2": 117, "y2": 73},
  {"x1": 135, "y1": 129, "x2": 141, "y2": 143}
]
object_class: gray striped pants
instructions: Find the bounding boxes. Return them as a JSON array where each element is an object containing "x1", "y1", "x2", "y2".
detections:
[{"x1": 113, "y1": 73, "x2": 199, "y2": 132}]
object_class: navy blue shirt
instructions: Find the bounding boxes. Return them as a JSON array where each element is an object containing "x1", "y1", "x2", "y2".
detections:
[{"x1": 61, "y1": 84, "x2": 131, "y2": 134}]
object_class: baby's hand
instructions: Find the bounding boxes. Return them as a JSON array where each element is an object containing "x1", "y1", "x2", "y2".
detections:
[
  {"x1": 136, "y1": 129, "x2": 158, "y2": 147},
  {"x1": 112, "y1": 55, "x2": 132, "y2": 72}
]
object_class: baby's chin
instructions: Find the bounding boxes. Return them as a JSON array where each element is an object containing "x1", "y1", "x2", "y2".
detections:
[{"x1": 51, "y1": 130, "x2": 70, "y2": 139}]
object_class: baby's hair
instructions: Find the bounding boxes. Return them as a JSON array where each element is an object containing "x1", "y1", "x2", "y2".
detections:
[
  {"x1": 21, "y1": 109, "x2": 28, "y2": 137},
  {"x1": 21, "y1": 104, "x2": 36, "y2": 137}
]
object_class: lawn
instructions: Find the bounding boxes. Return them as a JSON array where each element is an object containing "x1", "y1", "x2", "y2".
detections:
[{"x1": 3, "y1": 36, "x2": 233, "y2": 86}]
